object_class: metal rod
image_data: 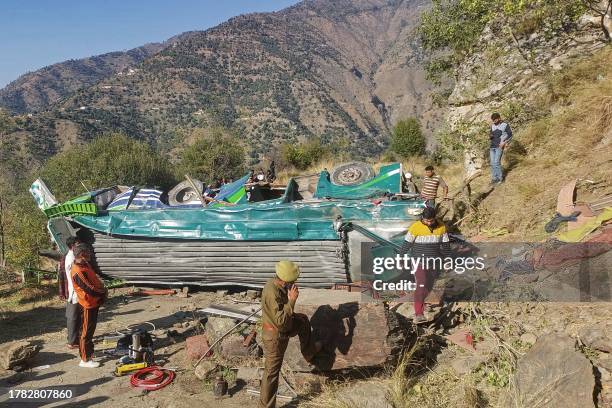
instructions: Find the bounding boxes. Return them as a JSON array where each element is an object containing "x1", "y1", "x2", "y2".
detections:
[{"x1": 193, "y1": 307, "x2": 262, "y2": 369}]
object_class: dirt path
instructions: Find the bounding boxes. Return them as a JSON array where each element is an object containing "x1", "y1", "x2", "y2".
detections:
[{"x1": 0, "y1": 288, "x2": 282, "y2": 408}]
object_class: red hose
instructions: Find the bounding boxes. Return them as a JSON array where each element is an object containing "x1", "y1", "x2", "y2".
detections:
[{"x1": 130, "y1": 366, "x2": 175, "y2": 390}]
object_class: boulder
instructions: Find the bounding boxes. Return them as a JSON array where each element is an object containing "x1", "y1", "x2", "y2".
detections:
[
  {"x1": 511, "y1": 334, "x2": 595, "y2": 408},
  {"x1": 282, "y1": 289, "x2": 406, "y2": 372},
  {"x1": 0, "y1": 341, "x2": 40, "y2": 370},
  {"x1": 579, "y1": 323, "x2": 612, "y2": 353}
]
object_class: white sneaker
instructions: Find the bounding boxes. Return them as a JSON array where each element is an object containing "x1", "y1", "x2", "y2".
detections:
[{"x1": 79, "y1": 360, "x2": 100, "y2": 368}]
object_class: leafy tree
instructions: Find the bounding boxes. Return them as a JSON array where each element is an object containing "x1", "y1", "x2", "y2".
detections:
[
  {"x1": 419, "y1": 0, "x2": 587, "y2": 83},
  {"x1": 389, "y1": 118, "x2": 426, "y2": 158},
  {"x1": 280, "y1": 138, "x2": 330, "y2": 170},
  {"x1": 178, "y1": 128, "x2": 246, "y2": 182},
  {"x1": 39, "y1": 133, "x2": 177, "y2": 200}
]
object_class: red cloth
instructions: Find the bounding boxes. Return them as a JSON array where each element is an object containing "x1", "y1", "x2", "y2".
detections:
[{"x1": 414, "y1": 267, "x2": 434, "y2": 316}]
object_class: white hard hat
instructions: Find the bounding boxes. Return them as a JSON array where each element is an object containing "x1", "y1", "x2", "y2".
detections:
[
  {"x1": 257, "y1": 174, "x2": 265, "y2": 181},
  {"x1": 404, "y1": 172, "x2": 412, "y2": 179}
]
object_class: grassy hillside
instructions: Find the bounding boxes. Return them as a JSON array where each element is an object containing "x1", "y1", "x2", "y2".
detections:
[{"x1": 459, "y1": 46, "x2": 612, "y2": 240}]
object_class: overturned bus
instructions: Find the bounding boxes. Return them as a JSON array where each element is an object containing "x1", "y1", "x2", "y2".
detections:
[{"x1": 30, "y1": 162, "x2": 425, "y2": 288}]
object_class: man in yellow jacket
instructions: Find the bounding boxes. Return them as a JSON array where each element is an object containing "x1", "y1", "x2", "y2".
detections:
[
  {"x1": 400, "y1": 207, "x2": 451, "y2": 323},
  {"x1": 259, "y1": 260, "x2": 321, "y2": 408}
]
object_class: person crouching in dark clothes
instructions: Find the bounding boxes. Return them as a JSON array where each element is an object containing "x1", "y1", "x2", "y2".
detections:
[{"x1": 400, "y1": 206, "x2": 451, "y2": 323}]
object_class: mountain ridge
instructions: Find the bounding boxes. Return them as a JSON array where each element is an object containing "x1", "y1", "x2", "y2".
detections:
[{"x1": 0, "y1": 0, "x2": 437, "y2": 166}]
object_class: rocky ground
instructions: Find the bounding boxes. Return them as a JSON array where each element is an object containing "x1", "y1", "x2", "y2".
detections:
[{"x1": 0, "y1": 277, "x2": 611, "y2": 408}]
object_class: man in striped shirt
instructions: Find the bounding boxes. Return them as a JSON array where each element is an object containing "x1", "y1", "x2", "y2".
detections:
[{"x1": 420, "y1": 166, "x2": 448, "y2": 208}]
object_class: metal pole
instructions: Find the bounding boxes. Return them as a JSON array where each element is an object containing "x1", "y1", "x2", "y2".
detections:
[{"x1": 193, "y1": 307, "x2": 262, "y2": 369}]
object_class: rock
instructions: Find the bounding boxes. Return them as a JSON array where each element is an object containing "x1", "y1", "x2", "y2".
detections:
[
  {"x1": 236, "y1": 366, "x2": 261, "y2": 385},
  {"x1": 185, "y1": 334, "x2": 212, "y2": 360},
  {"x1": 334, "y1": 381, "x2": 392, "y2": 408},
  {"x1": 520, "y1": 332, "x2": 538, "y2": 346},
  {"x1": 283, "y1": 289, "x2": 406, "y2": 372},
  {"x1": 579, "y1": 324, "x2": 612, "y2": 353},
  {"x1": 194, "y1": 360, "x2": 218, "y2": 380},
  {"x1": 0, "y1": 341, "x2": 41, "y2": 370},
  {"x1": 206, "y1": 316, "x2": 240, "y2": 339},
  {"x1": 451, "y1": 355, "x2": 485, "y2": 376},
  {"x1": 217, "y1": 290, "x2": 229, "y2": 296},
  {"x1": 246, "y1": 290, "x2": 260, "y2": 300},
  {"x1": 597, "y1": 354, "x2": 612, "y2": 372},
  {"x1": 511, "y1": 334, "x2": 595, "y2": 407},
  {"x1": 177, "y1": 286, "x2": 190, "y2": 298},
  {"x1": 220, "y1": 334, "x2": 259, "y2": 357}
]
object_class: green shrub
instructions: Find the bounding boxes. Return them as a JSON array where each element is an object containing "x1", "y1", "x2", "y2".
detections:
[
  {"x1": 177, "y1": 128, "x2": 246, "y2": 182},
  {"x1": 39, "y1": 133, "x2": 176, "y2": 200},
  {"x1": 280, "y1": 138, "x2": 329, "y2": 170},
  {"x1": 389, "y1": 118, "x2": 426, "y2": 158}
]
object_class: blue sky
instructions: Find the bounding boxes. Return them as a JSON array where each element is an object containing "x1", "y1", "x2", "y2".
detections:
[{"x1": 0, "y1": 0, "x2": 299, "y2": 88}]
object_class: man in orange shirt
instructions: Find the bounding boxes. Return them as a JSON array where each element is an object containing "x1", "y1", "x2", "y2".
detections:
[{"x1": 70, "y1": 244, "x2": 107, "y2": 368}]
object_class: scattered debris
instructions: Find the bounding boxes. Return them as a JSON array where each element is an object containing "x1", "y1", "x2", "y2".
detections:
[
  {"x1": 129, "y1": 288, "x2": 176, "y2": 296},
  {"x1": 200, "y1": 305, "x2": 260, "y2": 323},
  {"x1": 177, "y1": 286, "x2": 190, "y2": 298},
  {"x1": 558, "y1": 207, "x2": 612, "y2": 242},
  {"x1": 446, "y1": 329, "x2": 476, "y2": 352},
  {"x1": 194, "y1": 308, "x2": 262, "y2": 368},
  {"x1": 545, "y1": 211, "x2": 581, "y2": 233},
  {"x1": 556, "y1": 179, "x2": 577, "y2": 217}
]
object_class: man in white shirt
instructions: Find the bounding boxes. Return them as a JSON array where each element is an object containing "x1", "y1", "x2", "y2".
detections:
[{"x1": 62, "y1": 237, "x2": 81, "y2": 349}]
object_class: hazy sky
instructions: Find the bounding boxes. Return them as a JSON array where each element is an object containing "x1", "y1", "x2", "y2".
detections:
[{"x1": 0, "y1": 0, "x2": 299, "y2": 88}]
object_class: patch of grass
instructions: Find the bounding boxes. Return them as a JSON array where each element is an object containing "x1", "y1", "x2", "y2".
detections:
[
  {"x1": 517, "y1": 182, "x2": 540, "y2": 202},
  {"x1": 0, "y1": 282, "x2": 58, "y2": 316}
]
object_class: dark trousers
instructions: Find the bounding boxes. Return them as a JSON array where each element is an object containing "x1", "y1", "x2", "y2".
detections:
[
  {"x1": 66, "y1": 302, "x2": 82, "y2": 346},
  {"x1": 259, "y1": 313, "x2": 316, "y2": 408},
  {"x1": 414, "y1": 267, "x2": 435, "y2": 316},
  {"x1": 79, "y1": 307, "x2": 99, "y2": 361}
]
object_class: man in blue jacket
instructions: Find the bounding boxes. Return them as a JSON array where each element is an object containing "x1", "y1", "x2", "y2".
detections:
[{"x1": 489, "y1": 112, "x2": 512, "y2": 184}]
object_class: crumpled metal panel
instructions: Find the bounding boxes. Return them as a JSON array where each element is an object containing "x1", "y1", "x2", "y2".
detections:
[
  {"x1": 73, "y1": 199, "x2": 423, "y2": 241},
  {"x1": 314, "y1": 163, "x2": 402, "y2": 199},
  {"x1": 91, "y1": 233, "x2": 347, "y2": 288}
]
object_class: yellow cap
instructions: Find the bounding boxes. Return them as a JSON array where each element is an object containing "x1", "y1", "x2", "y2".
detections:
[{"x1": 275, "y1": 260, "x2": 300, "y2": 283}]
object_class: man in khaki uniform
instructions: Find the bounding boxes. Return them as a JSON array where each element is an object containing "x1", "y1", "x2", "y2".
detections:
[{"x1": 259, "y1": 260, "x2": 321, "y2": 408}]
